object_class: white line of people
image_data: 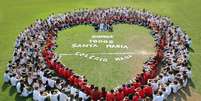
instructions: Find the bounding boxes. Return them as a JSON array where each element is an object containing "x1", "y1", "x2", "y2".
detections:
[{"x1": 3, "y1": 7, "x2": 192, "y2": 101}]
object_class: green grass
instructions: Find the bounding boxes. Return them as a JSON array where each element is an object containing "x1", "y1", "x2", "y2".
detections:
[
  {"x1": 56, "y1": 24, "x2": 155, "y2": 89},
  {"x1": 0, "y1": 0, "x2": 201, "y2": 101}
]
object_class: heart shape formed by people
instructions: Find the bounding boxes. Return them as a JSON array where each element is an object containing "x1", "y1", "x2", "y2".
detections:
[{"x1": 6, "y1": 7, "x2": 191, "y2": 101}]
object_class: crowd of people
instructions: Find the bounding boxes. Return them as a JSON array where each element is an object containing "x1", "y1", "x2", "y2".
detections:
[{"x1": 3, "y1": 7, "x2": 192, "y2": 101}]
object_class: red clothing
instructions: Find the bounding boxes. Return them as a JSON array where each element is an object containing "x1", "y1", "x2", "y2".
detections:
[
  {"x1": 64, "y1": 70, "x2": 72, "y2": 79},
  {"x1": 77, "y1": 79, "x2": 84, "y2": 88},
  {"x1": 132, "y1": 95, "x2": 140, "y2": 101},
  {"x1": 143, "y1": 86, "x2": 153, "y2": 96},
  {"x1": 83, "y1": 85, "x2": 91, "y2": 95},
  {"x1": 124, "y1": 87, "x2": 129, "y2": 96},
  {"x1": 138, "y1": 89, "x2": 145, "y2": 98},
  {"x1": 91, "y1": 90, "x2": 101, "y2": 101},
  {"x1": 68, "y1": 75, "x2": 75, "y2": 85},
  {"x1": 62, "y1": 69, "x2": 68, "y2": 78},
  {"x1": 100, "y1": 91, "x2": 107, "y2": 99},
  {"x1": 127, "y1": 87, "x2": 134, "y2": 95},
  {"x1": 132, "y1": 82, "x2": 141, "y2": 89},
  {"x1": 73, "y1": 77, "x2": 80, "y2": 87},
  {"x1": 115, "y1": 91, "x2": 124, "y2": 101},
  {"x1": 106, "y1": 92, "x2": 115, "y2": 101},
  {"x1": 143, "y1": 72, "x2": 151, "y2": 82},
  {"x1": 122, "y1": 87, "x2": 127, "y2": 96},
  {"x1": 58, "y1": 67, "x2": 64, "y2": 77}
]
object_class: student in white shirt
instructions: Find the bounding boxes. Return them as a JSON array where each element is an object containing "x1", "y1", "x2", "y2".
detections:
[
  {"x1": 59, "y1": 90, "x2": 68, "y2": 101},
  {"x1": 182, "y1": 75, "x2": 188, "y2": 87},
  {"x1": 41, "y1": 75, "x2": 48, "y2": 84},
  {"x1": 48, "y1": 77, "x2": 55, "y2": 88},
  {"x1": 167, "y1": 71, "x2": 174, "y2": 82},
  {"x1": 55, "y1": 80, "x2": 62, "y2": 90},
  {"x1": 170, "y1": 81, "x2": 180, "y2": 93},
  {"x1": 3, "y1": 70, "x2": 10, "y2": 83},
  {"x1": 161, "y1": 87, "x2": 169, "y2": 99},
  {"x1": 151, "y1": 80, "x2": 159, "y2": 91},
  {"x1": 70, "y1": 86, "x2": 77, "y2": 96},
  {"x1": 39, "y1": 83, "x2": 46, "y2": 92},
  {"x1": 10, "y1": 74, "x2": 19, "y2": 86},
  {"x1": 33, "y1": 87, "x2": 40, "y2": 101},
  {"x1": 16, "y1": 80, "x2": 22, "y2": 93},
  {"x1": 21, "y1": 86, "x2": 31, "y2": 97},
  {"x1": 153, "y1": 91, "x2": 164, "y2": 101},
  {"x1": 78, "y1": 89, "x2": 88, "y2": 100},
  {"x1": 186, "y1": 67, "x2": 192, "y2": 79},
  {"x1": 162, "y1": 73, "x2": 169, "y2": 84},
  {"x1": 164, "y1": 83, "x2": 172, "y2": 96},
  {"x1": 27, "y1": 76, "x2": 33, "y2": 85},
  {"x1": 38, "y1": 91, "x2": 48, "y2": 101},
  {"x1": 50, "y1": 91, "x2": 59, "y2": 101}
]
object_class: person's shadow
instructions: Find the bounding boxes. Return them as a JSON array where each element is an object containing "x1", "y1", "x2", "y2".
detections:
[
  {"x1": 1, "y1": 83, "x2": 9, "y2": 92},
  {"x1": 15, "y1": 93, "x2": 30, "y2": 101},
  {"x1": 1, "y1": 83, "x2": 30, "y2": 101},
  {"x1": 9, "y1": 86, "x2": 16, "y2": 96},
  {"x1": 167, "y1": 79, "x2": 196, "y2": 101}
]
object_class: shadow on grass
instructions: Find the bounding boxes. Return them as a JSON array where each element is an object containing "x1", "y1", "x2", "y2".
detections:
[
  {"x1": 2, "y1": 83, "x2": 31, "y2": 101},
  {"x1": 167, "y1": 80, "x2": 196, "y2": 101},
  {"x1": 1, "y1": 83, "x2": 9, "y2": 92},
  {"x1": 9, "y1": 86, "x2": 16, "y2": 96},
  {"x1": 167, "y1": 90, "x2": 188, "y2": 101},
  {"x1": 188, "y1": 47, "x2": 195, "y2": 53},
  {"x1": 15, "y1": 93, "x2": 30, "y2": 101},
  {"x1": 189, "y1": 79, "x2": 196, "y2": 89}
]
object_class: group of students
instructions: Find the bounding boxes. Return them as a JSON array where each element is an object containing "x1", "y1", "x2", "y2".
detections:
[{"x1": 4, "y1": 7, "x2": 192, "y2": 101}]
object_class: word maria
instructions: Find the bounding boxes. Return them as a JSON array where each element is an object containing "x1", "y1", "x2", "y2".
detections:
[{"x1": 72, "y1": 43, "x2": 128, "y2": 49}]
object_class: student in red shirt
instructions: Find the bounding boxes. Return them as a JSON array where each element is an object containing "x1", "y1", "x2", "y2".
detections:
[
  {"x1": 57, "y1": 65, "x2": 64, "y2": 77},
  {"x1": 77, "y1": 78, "x2": 84, "y2": 88},
  {"x1": 91, "y1": 87, "x2": 101, "y2": 101},
  {"x1": 74, "y1": 76, "x2": 80, "y2": 87},
  {"x1": 122, "y1": 84, "x2": 127, "y2": 96},
  {"x1": 82, "y1": 83, "x2": 91, "y2": 95},
  {"x1": 106, "y1": 90, "x2": 115, "y2": 101},
  {"x1": 126, "y1": 84, "x2": 134, "y2": 95},
  {"x1": 136, "y1": 85, "x2": 145, "y2": 98},
  {"x1": 115, "y1": 88, "x2": 124, "y2": 101},
  {"x1": 136, "y1": 73, "x2": 145, "y2": 85},
  {"x1": 143, "y1": 69, "x2": 151, "y2": 83},
  {"x1": 132, "y1": 79, "x2": 141, "y2": 89},
  {"x1": 143, "y1": 83, "x2": 153, "y2": 97},
  {"x1": 132, "y1": 93, "x2": 141, "y2": 101},
  {"x1": 100, "y1": 87, "x2": 107, "y2": 99},
  {"x1": 62, "y1": 68, "x2": 69, "y2": 78},
  {"x1": 68, "y1": 75, "x2": 75, "y2": 85},
  {"x1": 64, "y1": 69, "x2": 73, "y2": 80}
]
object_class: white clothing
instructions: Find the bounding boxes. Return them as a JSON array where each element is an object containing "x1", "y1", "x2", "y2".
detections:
[
  {"x1": 59, "y1": 92, "x2": 69, "y2": 101},
  {"x1": 33, "y1": 90, "x2": 40, "y2": 101},
  {"x1": 10, "y1": 76, "x2": 18, "y2": 86},
  {"x1": 48, "y1": 79, "x2": 55, "y2": 88},
  {"x1": 3, "y1": 73, "x2": 10, "y2": 83},
  {"x1": 21, "y1": 87, "x2": 31, "y2": 97},
  {"x1": 16, "y1": 82, "x2": 21, "y2": 93},
  {"x1": 50, "y1": 93, "x2": 59, "y2": 101}
]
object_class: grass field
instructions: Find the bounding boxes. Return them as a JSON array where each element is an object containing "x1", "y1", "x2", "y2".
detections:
[
  {"x1": 0, "y1": 0, "x2": 201, "y2": 101},
  {"x1": 56, "y1": 24, "x2": 155, "y2": 89}
]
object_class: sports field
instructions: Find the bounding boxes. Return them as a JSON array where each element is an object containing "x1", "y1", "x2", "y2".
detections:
[{"x1": 0, "y1": 0, "x2": 201, "y2": 101}]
